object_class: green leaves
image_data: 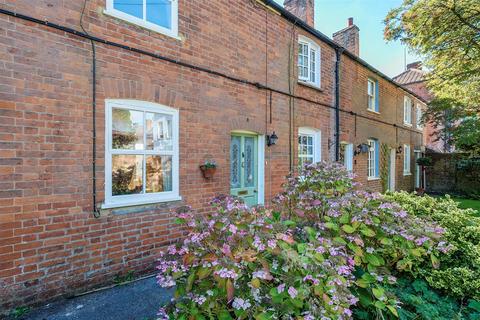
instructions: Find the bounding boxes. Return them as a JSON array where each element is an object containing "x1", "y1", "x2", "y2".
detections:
[
  {"x1": 341, "y1": 224, "x2": 356, "y2": 234},
  {"x1": 384, "y1": 0, "x2": 480, "y2": 112},
  {"x1": 366, "y1": 254, "x2": 384, "y2": 267},
  {"x1": 360, "y1": 226, "x2": 376, "y2": 237},
  {"x1": 372, "y1": 287, "x2": 385, "y2": 299},
  {"x1": 218, "y1": 310, "x2": 234, "y2": 320},
  {"x1": 254, "y1": 312, "x2": 273, "y2": 320}
]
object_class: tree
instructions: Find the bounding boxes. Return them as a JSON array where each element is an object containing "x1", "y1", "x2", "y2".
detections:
[
  {"x1": 425, "y1": 98, "x2": 480, "y2": 156},
  {"x1": 384, "y1": 0, "x2": 480, "y2": 112}
]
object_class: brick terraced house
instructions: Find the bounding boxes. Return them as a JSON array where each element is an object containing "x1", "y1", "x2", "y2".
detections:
[{"x1": 0, "y1": 0, "x2": 427, "y2": 312}]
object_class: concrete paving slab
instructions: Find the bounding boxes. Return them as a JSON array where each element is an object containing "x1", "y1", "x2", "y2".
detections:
[{"x1": 18, "y1": 276, "x2": 174, "y2": 320}]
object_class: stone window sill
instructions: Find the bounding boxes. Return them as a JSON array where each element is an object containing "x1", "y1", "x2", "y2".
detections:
[
  {"x1": 367, "y1": 109, "x2": 380, "y2": 115},
  {"x1": 99, "y1": 197, "x2": 183, "y2": 216},
  {"x1": 298, "y1": 80, "x2": 324, "y2": 92}
]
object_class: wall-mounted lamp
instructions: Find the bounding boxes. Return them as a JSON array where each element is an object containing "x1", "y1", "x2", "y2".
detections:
[
  {"x1": 396, "y1": 145, "x2": 403, "y2": 154},
  {"x1": 266, "y1": 131, "x2": 278, "y2": 147},
  {"x1": 354, "y1": 143, "x2": 370, "y2": 156}
]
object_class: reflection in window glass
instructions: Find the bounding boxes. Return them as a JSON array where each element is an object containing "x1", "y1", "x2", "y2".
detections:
[
  {"x1": 298, "y1": 134, "x2": 314, "y2": 168},
  {"x1": 146, "y1": 155, "x2": 172, "y2": 193},
  {"x1": 298, "y1": 43, "x2": 309, "y2": 79},
  {"x1": 146, "y1": 0, "x2": 172, "y2": 29},
  {"x1": 244, "y1": 137, "x2": 255, "y2": 187},
  {"x1": 230, "y1": 136, "x2": 241, "y2": 189},
  {"x1": 112, "y1": 108, "x2": 144, "y2": 150},
  {"x1": 114, "y1": 0, "x2": 143, "y2": 19},
  {"x1": 112, "y1": 155, "x2": 143, "y2": 196},
  {"x1": 146, "y1": 112, "x2": 173, "y2": 151}
]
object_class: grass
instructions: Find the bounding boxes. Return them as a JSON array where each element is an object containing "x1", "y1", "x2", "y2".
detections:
[
  {"x1": 113, "y1": 270, "x2": 135, "y2": 284},
  {"x1": 451, "y1": 197, "x2": 480, "y2": 215},
  {"x1": 10, "y1": 306, "x2": 30, "y2": 319},
  {"x1": 432, "y1": 195, "x2": 480, "y2": 216}
]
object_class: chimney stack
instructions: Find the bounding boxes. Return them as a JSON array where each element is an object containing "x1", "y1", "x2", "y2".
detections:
[
  {"x1": 333, "y1": 17, "x2": 360, "y2": 56},
  {"x1": 407, "y1": 61, "x2": 422, "y2": 70},
  {"x1": 284, "y1": 0, "x2": 315, "y2": 28}
]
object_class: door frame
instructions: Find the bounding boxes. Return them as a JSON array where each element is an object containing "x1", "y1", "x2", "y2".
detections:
[
  {"x1": 230, "y1": 131, "x2": 265, "y2": 206},
  {"x1": 388, "y1": 148, "x2": 396, "y2": 191}
]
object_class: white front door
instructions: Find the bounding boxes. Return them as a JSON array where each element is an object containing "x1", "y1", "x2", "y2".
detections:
[
  {"x1": 414, "y1": 151, "x2": 421, "y2": 189},
  {"x1": 388, "y1": 149, "x2": 396, "y2": 191}
]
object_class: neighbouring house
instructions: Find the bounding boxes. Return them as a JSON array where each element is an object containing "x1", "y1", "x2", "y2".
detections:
[
  {"x1": 0, "y1": 0, "x2": 427, "y2": 312},
  {"x1": 393, "y1": 61, "x2": 453, "y2": 153}
]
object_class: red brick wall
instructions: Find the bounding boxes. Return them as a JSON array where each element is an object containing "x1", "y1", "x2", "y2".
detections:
[
  {"x1": 0, "y1": 0, "x2": 423, "y2": 312},
  {"x1": 402, "y1": 81, "x2": 447, "y2": 152},
  {"x1": 338, "y1": 55, "x2": 423, "y2": 192}
]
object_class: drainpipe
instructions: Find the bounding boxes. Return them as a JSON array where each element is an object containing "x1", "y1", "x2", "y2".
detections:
[{"x1": 334, "y1": 47, "x2": 343, "y2": 161}]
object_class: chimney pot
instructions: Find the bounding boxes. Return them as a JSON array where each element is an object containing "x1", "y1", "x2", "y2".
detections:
[{"x1": 348, "y1": 17, "x2": 353, "y2": 26}]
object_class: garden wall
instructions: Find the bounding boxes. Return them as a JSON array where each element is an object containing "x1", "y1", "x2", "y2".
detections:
[{"x1": 426, "y1": 151, "x2": 480, "y2": 197}]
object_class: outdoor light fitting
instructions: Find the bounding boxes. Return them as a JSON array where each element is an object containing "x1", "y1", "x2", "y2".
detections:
[
  {"x1": 266, "y1": 131, "x2": 278, "y2": 147},
  {"x1": 354, "y1": 143, "x2": 370, "y2": 156}
]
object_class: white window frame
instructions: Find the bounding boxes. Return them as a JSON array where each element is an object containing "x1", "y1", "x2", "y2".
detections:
[
  {"x1": 298, "y1": 127, "x2": 321, "y2": 167},
  {"x1": 403, "y1": 144, "x2": 411, "y2": 175},
  {"x1": 416, "y1": 104, "x2": 423, "y2": 129},
  {"x1": 367, "y1": 79, "x2": 377, "y2": 112},
  {"x1": 104, "y1": 99, "x2": 180, "y2": 209},
  {"x1": 403, "y1": 96, "x2": 412, "y2": 126},
  {"x1": 105, "y1": 0, "x2": 179, "y2": 39},
  {"x1": 298, "y1": 36, "x2": 321, "y2": 88},
  {"x1": 367, "y1": 139, "x2": 378, "y2": 179}
]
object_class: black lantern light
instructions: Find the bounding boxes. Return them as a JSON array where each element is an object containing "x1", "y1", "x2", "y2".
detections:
[
  {"x1": 266, "y1": 131, "x2": 278, "y2": 147},
  {"x1": 354, "y1": 143, "x2": 370, "y2": 156},
  {"x1": 396, "y1": 145, "x2": 403, "y2": 154}
]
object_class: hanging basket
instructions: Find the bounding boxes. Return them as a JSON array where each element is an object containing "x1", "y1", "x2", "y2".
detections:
[{"x1": 200, "y1": 165, "x2": 216, "y2": 179}]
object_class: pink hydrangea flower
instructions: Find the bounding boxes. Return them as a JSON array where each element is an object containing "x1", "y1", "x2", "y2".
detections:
[
  {"x1": 229, "y1": 224, "x2": 237, "y2": 234},
  {"x1": 288, "y1": 286, "x2": 298, "y2": 299},
  {"x1": 232, "y1": 298, "x2": 251, "y2": 310}
]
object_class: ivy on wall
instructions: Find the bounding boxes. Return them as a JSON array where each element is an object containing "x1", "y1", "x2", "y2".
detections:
[{"x1": 380, "y1": 143, "x2": 390, "y2": 192}]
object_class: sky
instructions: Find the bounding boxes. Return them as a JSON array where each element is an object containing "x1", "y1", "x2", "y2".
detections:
[{"x1": 272, "y1": 0, "x2": 421, "y2": 78}]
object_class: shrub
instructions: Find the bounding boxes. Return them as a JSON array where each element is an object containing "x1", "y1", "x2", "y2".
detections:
[
  {"x1": 156, "y1": 163, "x2": 447, "y2": 319},
  {"x1": 385, "y1": 192, "x2": 480, "y2": 300},
  {"x1": 386, "y1": 276, "x2": 480, "y2": 320}
]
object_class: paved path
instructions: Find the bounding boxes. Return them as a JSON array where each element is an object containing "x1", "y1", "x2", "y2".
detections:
[{"x1": 20, "y1": 276, "x2": 174, "y2": 320}]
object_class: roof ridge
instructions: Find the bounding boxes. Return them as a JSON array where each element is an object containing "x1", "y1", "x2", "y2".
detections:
[{"x1": 260, "y1": 0, "x2": 429, "y2": 104}]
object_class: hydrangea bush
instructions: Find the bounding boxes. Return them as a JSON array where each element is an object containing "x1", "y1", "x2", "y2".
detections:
[{"x1": 156, "y1": 162, "x2": 448, "y2": 319}]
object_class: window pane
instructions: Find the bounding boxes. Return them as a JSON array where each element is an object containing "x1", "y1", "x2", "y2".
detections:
[
  {"x1": 112, "y1": 108, "x2": 144, "y2": 150},
  {"x1": 146, "y1": 112, "x2": 173, "y2": 151},
  {"x1": 310, "y1": 48, "x2": 316, "y2": 83},
  {"x1": 307, "y1": 136, "x2": 313, "y2": 146},
  {"x1": 368, "y1": 81, "x2": 373, "y2": 95},
  {"x1": 146, "y1": 0, "x2": 172, "y2": 29},
  {"x1": 146, "y1": 155, "x2": 172, "y2": 193},
  {"x1": 114, "y1": 0, "x2": 143, "y2": 19},
  {"x1": 112, "y1": 155, "x2": 143, "y2": 196},
  {"x1": 230, "y1": 136, "x2": 241, "y2": 189},
  {"x1": 244, "y1": 137, "x2": 255, "y2": 187}
]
